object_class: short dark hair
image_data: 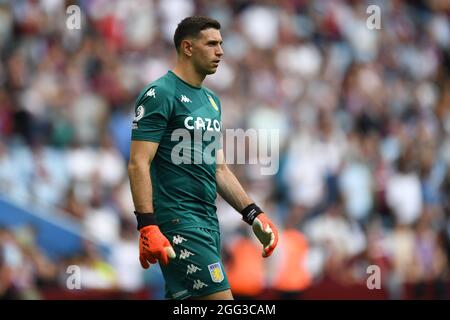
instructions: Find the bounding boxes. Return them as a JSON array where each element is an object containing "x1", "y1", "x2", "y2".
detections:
[{"x1": 173, "y1": 16, "x2": 221, "y2": 53}]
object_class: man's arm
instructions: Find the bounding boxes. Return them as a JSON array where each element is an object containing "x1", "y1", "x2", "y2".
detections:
[
  {"x1": 215, "y1": 149, "x2": 278, "y2": 257},
  {"x1": 128, "y1": 140, "x2": 175, "y2": 268},
  {"x1": 128, "y1": 140, "x2": 158, "y2": 213},
  {"x1": 216, "y1": 149, "x2": 253, "y2": 212}
]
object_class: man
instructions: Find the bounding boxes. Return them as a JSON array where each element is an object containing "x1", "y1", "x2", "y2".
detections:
[{"x1": 128, "y1": 16, "x2": 278, "y2": 300}]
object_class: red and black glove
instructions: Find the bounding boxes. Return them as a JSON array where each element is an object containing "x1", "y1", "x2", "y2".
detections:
[{"x1": 135, "y1": 212, "x2": 176, "y2": 269}]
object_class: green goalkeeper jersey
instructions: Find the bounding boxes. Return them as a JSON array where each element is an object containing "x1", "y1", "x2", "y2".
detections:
[{"x1": 131, "y1": 71, "x2": 222, "y2": 233}]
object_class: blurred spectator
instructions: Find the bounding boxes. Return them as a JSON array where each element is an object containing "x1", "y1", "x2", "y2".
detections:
[
  {"x1": 385, "y1": 146, "x2": 423, "y2": 226},
  {"x1": 303, "y1": 199, "x2": 367, "y2": 284},
  {"x1": 410, "y1": 210, "x2": 448, "y2": 299},
  {"x1": 224, "y1": 226, "x2": 266, "y2": 300},
  {"x1": 270, "y1": 226, "x2": 312, "y2": 299},
  {"x1": 77, "y1": 240, "x2": 117, "y2": 290},
  {"x1": 0, "y1": 225, "x2": 57, "y2": 299},
  {"x1": 109, "y1": 219, "x2": 143, "y2": 296}
]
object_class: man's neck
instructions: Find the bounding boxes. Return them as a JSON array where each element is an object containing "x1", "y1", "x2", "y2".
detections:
[{"x1": 172, "y1": 62, "x2": 205, "y2": 88}]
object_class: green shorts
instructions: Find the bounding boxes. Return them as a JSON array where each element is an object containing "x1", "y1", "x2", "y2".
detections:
[{"x1": 159, "y1": 227, "x2": 230, "y2": 300}]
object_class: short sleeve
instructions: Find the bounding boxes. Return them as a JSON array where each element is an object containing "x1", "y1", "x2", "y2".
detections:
[{"x1": 131, "y1": 86, "x2": 172, "y2": 143}]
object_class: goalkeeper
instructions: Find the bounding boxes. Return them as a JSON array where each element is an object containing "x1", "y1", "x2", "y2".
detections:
[{"x1": 128, "y1": 16, "x2": 278, "y2": 300}]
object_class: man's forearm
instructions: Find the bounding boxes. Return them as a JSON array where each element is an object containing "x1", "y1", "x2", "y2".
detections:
[
  {"x1": 128, "y1": 162, "x2": 154, "y2": 213},
  {"x1": 216, "y1": 165, "x2": 253, "y2": 212}
]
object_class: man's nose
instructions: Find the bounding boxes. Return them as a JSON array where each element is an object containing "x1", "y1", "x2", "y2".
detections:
[{"x1": 216, "y1": 45, "x2": 224, "y2": 57}]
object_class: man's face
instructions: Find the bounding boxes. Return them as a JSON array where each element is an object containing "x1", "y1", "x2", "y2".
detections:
[{"x1": 190, "y1": 28, "x2": 223, "y2": 75}]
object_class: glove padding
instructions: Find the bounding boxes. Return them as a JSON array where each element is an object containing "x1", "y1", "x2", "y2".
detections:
[
  {"x1": 139, "y1": 225, "x2": 176, "y2": 269},
  {"x1": 252, "y1": 213, "x2": 279, "y2": 258}
]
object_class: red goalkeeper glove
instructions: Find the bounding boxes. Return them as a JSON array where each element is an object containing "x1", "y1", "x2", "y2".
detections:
[
  {"x1": 252, "y1": 213, "x2": 279, "y2": 258},
  {"x1": 240, "y1": 204, "x2": 279, "y2": 258},
  {"x1": 135, "y1": 212, "x2": 176, "y2": 269}
]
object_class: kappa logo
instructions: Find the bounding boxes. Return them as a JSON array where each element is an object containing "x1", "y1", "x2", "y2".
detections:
[
  {"x1": 173, "y1": 235, "x2": 187, "y2": 245},
  {"x1": 146, "y1": 88, "x2": 156, "y2": 98},
  {"x1": 180, "y1": 95, "x2": 192, "y2": 103},
  {"x1": 208, "y1": 262, "x2": 224, "y2": 283},
  {"x1": 186, "y1": 264, "x2": 201, "y2": 275},
  {"x1": 179, "y1": 249, "x2": 194, "y2": 260},
  {"x1": 193, "y1": 279, "x2": 208, "y2": 290}
]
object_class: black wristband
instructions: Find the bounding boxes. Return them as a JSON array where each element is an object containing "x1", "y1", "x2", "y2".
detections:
[
  {"x1": 240, "y1": 203, "x2": 263, "y2": 225},
  {"x1": 134, "y1": 211, "x2": 157, "y2": 230}
]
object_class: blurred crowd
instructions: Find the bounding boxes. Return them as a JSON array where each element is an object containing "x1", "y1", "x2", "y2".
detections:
[{"x1": 0, "y1": 0, "x2": 449, "y2": 299}]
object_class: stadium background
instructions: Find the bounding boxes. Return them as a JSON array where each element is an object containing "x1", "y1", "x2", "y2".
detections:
[{"x1": 0, "y1": 0, "x2": 449, "y2": 299}]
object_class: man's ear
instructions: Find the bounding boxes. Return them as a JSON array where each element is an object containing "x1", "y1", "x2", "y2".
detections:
[{"x1": 181, "y1": 39, "x2": 193, "y2": 57}]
